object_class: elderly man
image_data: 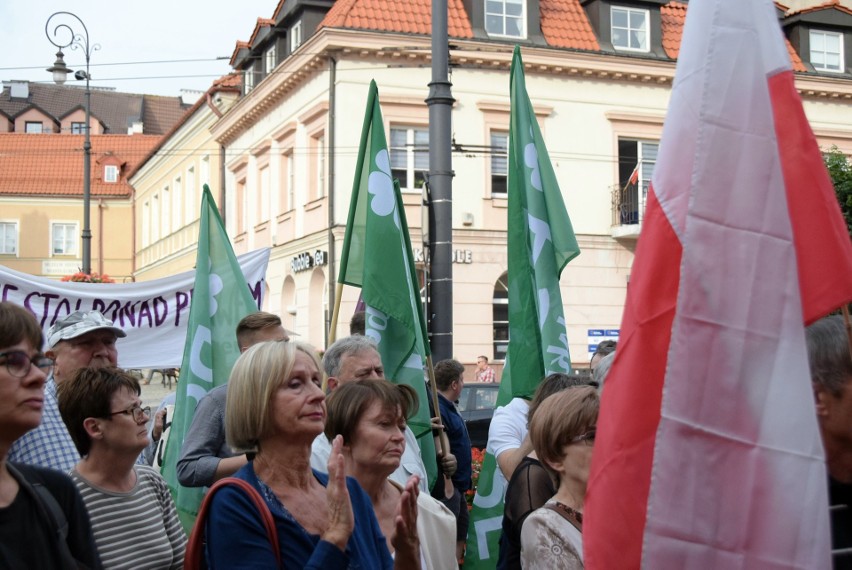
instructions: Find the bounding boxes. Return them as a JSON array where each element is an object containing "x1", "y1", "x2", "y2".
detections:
[
  {"x1": 176, "y1": 311, "x2": 290, "y2": 487},
  {"x1": 311, "y1": 335, "x2": 453, "y2": 492},
  {"x1": 805, "y1": 315, "x2": 852, "y2": 568},
  {"x1": 8, "y1": 310, "x2": 125, "y2": 472}
]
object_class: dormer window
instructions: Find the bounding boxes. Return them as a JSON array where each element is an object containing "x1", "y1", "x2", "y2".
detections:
[
  {"x1": 104, "y1": 165, "x2": 119, "y2": 183},
  {"x1": 245, "y1": 63, "x2": 255, "y2": 93},
  {"x1": 485, "y1": 0, "x2": 526, "y2": 39},
  {"x1": 291, "y1": 21, "x2": 303, "y2": 52},
  {"x1": 612, "y1": 6, "x2": 650, "y2": 52},
  {"x1": 810, "y1": 30, "x2": 843, "y2": 73},
  {"x1": 265, "y1": 45, "x2": 277, "y2": 74}
]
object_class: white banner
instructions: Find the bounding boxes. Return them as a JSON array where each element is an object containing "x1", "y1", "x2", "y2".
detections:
[{"x1": 0, "y1": 248, "x2": 271, "y2": 368}]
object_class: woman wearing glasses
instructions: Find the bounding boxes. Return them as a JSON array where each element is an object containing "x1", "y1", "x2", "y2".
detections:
[
  {"x1": 0, "y1": 302, "x2": 101, "y2": 569},
  {"x1": 520, "y1": 386, "x2": 599, "y2": 569},
  {"x1": 58, "y1": 366, "x2": 186, "y2": 570}
]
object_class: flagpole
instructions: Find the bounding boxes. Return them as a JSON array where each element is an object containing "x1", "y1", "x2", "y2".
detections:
[
  {"x1": 842, "y1": 305, "x2": 852, "y2": 362},
  {"x1": 425, "y1": 354, "x2": 449, "y2": 457},
  {"x1": 328, "y1": 282, "x2": 344, "y2": 344}
]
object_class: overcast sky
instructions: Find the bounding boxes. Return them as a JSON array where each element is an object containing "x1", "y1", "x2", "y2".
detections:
[{"x1": 0, "y1": 0, "x2": 276, "y2": 97}]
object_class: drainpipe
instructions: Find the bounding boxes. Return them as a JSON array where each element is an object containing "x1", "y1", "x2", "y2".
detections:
[
  {"x1": 326, "y1": 54, "x2": 337, "y2": 347},
  {"x1": 219, "y1": 144, "x2": 227, "y2": 221},
  {"x1": 98, "y1": 199, "x2": 105, "y2": 276}
]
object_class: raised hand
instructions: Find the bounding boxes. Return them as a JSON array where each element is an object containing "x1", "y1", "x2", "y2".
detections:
[
  {"x1": 391, "y1": 475, "x2": 421, "y2": 568},
  {"x1": 322, "y1": 435, "x2": 354, "y2": 551}
]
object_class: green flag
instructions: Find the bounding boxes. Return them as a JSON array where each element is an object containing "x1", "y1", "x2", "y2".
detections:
[
  {"x1": 465, "y1": 46, "x2": 580, "y2": 568},
  {"x1": 162, "y1": 185, "x2": 260, "y2": 533},
  {"x1": 339, "y1": 80, "x2": 437, "y2": 487}
]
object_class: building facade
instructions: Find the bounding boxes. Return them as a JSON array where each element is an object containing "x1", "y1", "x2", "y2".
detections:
[{"x1": 138, "y1": 0, "x2": 852, "y2": 370}]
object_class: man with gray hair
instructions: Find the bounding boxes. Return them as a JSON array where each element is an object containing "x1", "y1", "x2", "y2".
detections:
[
  {"x1": 9, "y1": 310, "x2": 125, "y2": 471},
  {"x1": 312, "y1": 335, "x2": 445, "y2": 492},
  {"x1": 805, "y1": 315, "x2": 852, "y2": 567}
]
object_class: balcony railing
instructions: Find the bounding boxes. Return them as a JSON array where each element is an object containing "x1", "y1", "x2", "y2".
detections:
[{"x1": 611, "y1": 182, "x2": 647, "y2": 239}]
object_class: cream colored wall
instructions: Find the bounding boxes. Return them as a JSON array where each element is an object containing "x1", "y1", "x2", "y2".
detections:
[
  {"x1": 208, "y1": 31, "x2": 852, "y2": 366},
  {"x1": 132, "y1": 96, "x2": 236, "y2": 281},
  {"x1": 0, "y1": 197, "x2": 133, "y2": 279}
]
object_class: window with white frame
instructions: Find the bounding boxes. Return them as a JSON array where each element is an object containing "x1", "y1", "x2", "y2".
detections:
[
  {"x1": 186, "y1": 166, "x2": 196, "y2": 223},
  {"x1": 810, "y1": 30, "x2": 844, "y2": 73},
  {"x1": 151, "y1": 194, "x2": 160, "y2": 242},
  {"x1": 244, "y1": 64, "x2": 255, "y2": 93},
  {"x1": 265, "y1": 45, "x2": 277, "y2": 74},
  {"x1": 617, "y1": 139, "x2": 658, "y2": 225},
  {"x1": 51, "y1": 222, "x2": 78, "y2": 255},
  {"x1": 25, "y1": 121, "x2": 43, "y2": 134},
  {"x1": 71, "y1": 122, "x2": 86, "y2": 134},
  {"x1": 0, "y1": 222, "x2": 17, "y2": 254},
  {"x1": 317, "y1": 135, "x2": 326, "y2": 198},
  {"x1": 390, "y1": 127, "x2": 429, "y2": 191},
  {"x1": 287, "y1": 153, "x2": 295, "y2": 209},
  {"x1": 104, "y1": 165, "x2": 119, "y2": 183},
  {"x1": 612, "y1": 6, "x2": 650, "y2": 52},
  {"x1": 291, "y1": 21, "x2": 303, "y2": 52},
  {"x1": 485, "y1": 0, "x2": 525, "y2": 38},
  {"x1": 493, "y1": 273, "x2": 509, "y2": 361},
  {"x1": 142, "y1": 201, "x2": 150, "y2": 247},
  {"x1": 490, "y1": 132, "x2": 508, "y2": 196},
  {"x1": 162, "y1": 186, "x2": 171, "y2": 236},
  {"x1": 172, "y1": 176, "x2": 182, "y2": 233}
]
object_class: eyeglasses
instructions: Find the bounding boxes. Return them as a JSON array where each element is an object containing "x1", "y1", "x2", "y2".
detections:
[
  {"x1": 108, "y1": 405, "x2": 151, "y2": 423},
  {"x1": 571, "y1": 429, "x2": 596, "y2": 445},
  {"x1": 0, "y1": 350, "x2": 53, "y2": 378}
]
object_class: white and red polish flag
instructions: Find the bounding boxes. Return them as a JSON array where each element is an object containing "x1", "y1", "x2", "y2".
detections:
[{"x1": 584, "y1": 0, "x2": 852, "y2": 568}]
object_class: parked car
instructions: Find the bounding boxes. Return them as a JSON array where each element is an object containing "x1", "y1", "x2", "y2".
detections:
[{"x1": 457, "y1": 382, "x2": 500, "y2": 449}]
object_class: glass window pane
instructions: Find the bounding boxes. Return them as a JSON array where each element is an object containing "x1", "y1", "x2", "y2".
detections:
[
  {"x1": 486, "y1": 0, "x2": 502, "y2": 15},
  {"x1": 612, "y1": 29, "x2": 626, "y2": 47},
  {"x1": 812, "y1": 51, "x2": 825, "y2": 67},
  {"x1": 632, "y1": 30, "x2": 646, "y2": 50},
  {"x1": 630, "y1": 10, "x2": 646, "y2": 30},
  {"x1": 414, "y1": 129, "x2": 429, "y2": 145},
  {"x1": 825, "y1": 53, "x2": 841, "y2": 70},
  {"x1": 825, "y1": 33, "x2": 840, "y2": 52},
  {"x1": 486, "y1": 14, "x2": 502, "y2": 34},
  {"x1": 612, "y1": 8, "x2": 628, "y2": 28},
  {"x1": 506, "y1": 2, "x2": 523, "y2": 16},
  {"x1": 390, "y1": 148, "x2": 407, "y2": 169},
  {"x1": 414, "y1": 150, "x2": 429, "y2": 170},
  {"x1": 391, "y1": 168, "x2": 408, "y2": 188},
  {"x1": 506, "y1": 17, "x2": 522, "y2": 37},
  {"x1": 810, "y1": 32, "x2": 825, "y2": 51}
]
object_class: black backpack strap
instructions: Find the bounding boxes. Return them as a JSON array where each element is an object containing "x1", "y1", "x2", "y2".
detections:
[{"x1": 7, "y1": 463, "x2": 80, "y2": 569}]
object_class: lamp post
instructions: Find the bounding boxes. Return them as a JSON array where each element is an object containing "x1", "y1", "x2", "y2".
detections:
[{"x1": 45, "y1": 12, "x2": 99, "y2": 275}]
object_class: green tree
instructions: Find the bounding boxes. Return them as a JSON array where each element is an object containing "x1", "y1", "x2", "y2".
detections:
[{"x1": 824, "y1": 146, "x2": 852, "y2": 238}]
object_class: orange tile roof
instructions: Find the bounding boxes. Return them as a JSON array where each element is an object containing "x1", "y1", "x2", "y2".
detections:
[
  {"x1": 249, "y1": 17, "x2": 276, "y2": 47},
  {"x1": 320, "y1": 0, "x2": 473, "y2": 38},
  {"x1": 0, "y1": 134, "x2": 160, "y2": 198},
  {"x1": 787, "y1": 0, "x2": 852, "y2": 16},
  {"x1": 661, "y1": 1, "x2": 687, "y2": 59},
  {"x1": 540, "y1": 0, "x2": 599, "y2": 50}
]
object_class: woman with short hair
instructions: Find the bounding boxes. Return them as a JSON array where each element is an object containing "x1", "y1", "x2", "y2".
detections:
[
  {"x1": 0, "y1": 301, "x2": 101, "y2": 569},
  {"x1": 325, "y1": 378, "x2": 457, "y2": 569},
  {"x1": 57, "y1": 366, "x2": 185, "y2": 569},
  {"x1": 520, "y1": 386, "x2": 599, "y2": 569},
  {"x1": 205, "y1": 340, "x2": 420, "y2": 569}
]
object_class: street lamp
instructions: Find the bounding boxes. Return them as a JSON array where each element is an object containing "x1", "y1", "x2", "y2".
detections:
[{"x1": 45, "y1": 12, "x2": 99, "y2": 275}]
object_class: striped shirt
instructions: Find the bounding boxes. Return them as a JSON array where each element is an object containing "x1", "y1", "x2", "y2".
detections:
[{"x1": 71, "y1": 465, "x2": 186, "y2": 570}]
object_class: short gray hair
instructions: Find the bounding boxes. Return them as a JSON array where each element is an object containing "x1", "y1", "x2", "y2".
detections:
[
  {"x1": 593, "y1": 351, "x2": 616, "y2": 392},
  {"x1": 806, "y1": 315, "x2": 852, "y2": 396},
  {"x1": 322, "y1": 335, "x2": 379, "y2": 377}
]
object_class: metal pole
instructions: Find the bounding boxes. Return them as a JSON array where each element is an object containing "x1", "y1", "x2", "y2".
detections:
[
  {"x1": 426, "y1": 0, "x2": 455, "y2": 361},
  {"x1": 82, "y1": 68, "x2": 92, "y2": 274},
  {"x1": 45, "y1": 12, "x2": 98, "y2": 275}
]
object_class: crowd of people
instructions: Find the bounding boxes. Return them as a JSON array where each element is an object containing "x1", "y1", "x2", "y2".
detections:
[{"x1": 0, "y1": 301, "x2": 848, "y2": 568}]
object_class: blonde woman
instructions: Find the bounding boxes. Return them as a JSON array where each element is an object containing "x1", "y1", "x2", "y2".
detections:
[{"x1": 204, "y1": 340, "x2": 419, "y2": 569}]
